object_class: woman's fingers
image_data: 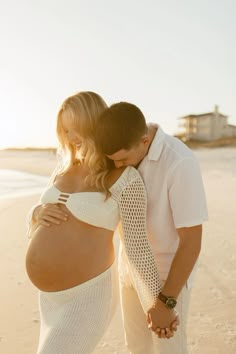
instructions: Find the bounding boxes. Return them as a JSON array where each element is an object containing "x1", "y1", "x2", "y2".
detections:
[
  {"x1": 170, "y1": 314, "x2": 179, "y2": 331},
  {"x1": 41, "y1": 215, "x2": 63, "y2": 224},
  {"x1": 44, "y1": 210, "x2": 68, "y2": 220},
  {"x1": 36, "y1": 204, "x2": 68, "y2": 224},
  {"x1": 160, "y1": 329, "x2": 166, "y2": 338},
  {"x1": 165, "y1": 328, "x2": 174, "y2": 338},
  {"x1": 154, "y1": 327, "x2": 174, "y2": 339},
  {"x1": 39, "y1": 220, "x2": 51, "y2": 227}
]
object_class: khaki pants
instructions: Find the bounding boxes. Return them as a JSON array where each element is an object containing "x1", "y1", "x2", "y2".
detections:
[{"x1": 119, "y1": 282, "x2": 191, "y2": 354}]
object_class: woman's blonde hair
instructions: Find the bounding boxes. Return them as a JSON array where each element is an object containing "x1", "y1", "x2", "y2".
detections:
[{"x1": 56, "y1": 91, "x2": 113, "y2": 193}]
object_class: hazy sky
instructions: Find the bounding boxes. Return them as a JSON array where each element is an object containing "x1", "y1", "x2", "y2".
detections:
[{"x1": 1, "y1": 0, "x2": 236, "y2": 148}]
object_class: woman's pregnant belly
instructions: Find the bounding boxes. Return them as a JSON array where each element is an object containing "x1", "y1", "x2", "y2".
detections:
[{"x1": 25, "y1": 215, "x2": 115, "y2": 291}]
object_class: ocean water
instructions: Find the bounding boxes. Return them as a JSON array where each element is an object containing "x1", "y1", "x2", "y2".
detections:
[{"x1": 0, "y1": 169, "x2": 49, "y2": 199}]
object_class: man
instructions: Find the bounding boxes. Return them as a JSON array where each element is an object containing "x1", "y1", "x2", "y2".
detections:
[{"x1": 96, "y1": 102, "x2": 208, "y2": 354}]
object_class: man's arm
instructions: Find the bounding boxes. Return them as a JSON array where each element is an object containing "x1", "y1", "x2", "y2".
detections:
[
  {"x1": 148, "y1": 155, "x2": 207, "y2": 337},
  {"x1": 161, "y1": 224, "x2": 202, "y2": 297},
  {"x1": 147, "y1": 225, "x2": 202, "y2": 337}
]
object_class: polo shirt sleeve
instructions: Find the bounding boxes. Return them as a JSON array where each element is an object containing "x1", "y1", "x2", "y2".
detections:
[{"x1": 168, "y1": 157, "x2": 208, "y2": 228}]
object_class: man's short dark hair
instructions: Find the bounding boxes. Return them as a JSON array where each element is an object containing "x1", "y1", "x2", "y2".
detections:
[{"x1": 96, "y1": 102, "x2": 147, "y2": 155}]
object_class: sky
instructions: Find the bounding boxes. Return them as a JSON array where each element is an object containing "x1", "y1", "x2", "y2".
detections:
[{"x1": 1, "y1": 0, "x2": 236, "y2": 148}]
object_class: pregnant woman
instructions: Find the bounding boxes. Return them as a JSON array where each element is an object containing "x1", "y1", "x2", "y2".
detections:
[{"x1": 25, "y1": 91, "x2": 163, "y2": 354}]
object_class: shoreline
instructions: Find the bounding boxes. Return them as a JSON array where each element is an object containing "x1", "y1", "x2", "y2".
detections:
[{"x1": 0, "y1": 169, "x2": 49, "y2": 200}]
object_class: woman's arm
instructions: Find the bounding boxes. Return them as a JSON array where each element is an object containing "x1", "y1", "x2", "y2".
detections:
[
  {"x1": 117, "y1": 174, "x2": 162, "y2": 312},
  {"x1": 26, "y1": 163, "x2": 67, "y2": 237}
]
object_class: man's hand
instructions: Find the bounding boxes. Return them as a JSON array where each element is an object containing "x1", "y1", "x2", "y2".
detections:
[
  {"x1": 33, "y1": 203, "x2": 68, "y2": 227},
  {"x1": 146, "y1": 299, "x2": 179, "y2": 339}
]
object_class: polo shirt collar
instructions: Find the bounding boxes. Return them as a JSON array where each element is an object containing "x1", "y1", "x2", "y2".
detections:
[{"x1": 147, "y1": 125, "x2": 165, "y2": 161}]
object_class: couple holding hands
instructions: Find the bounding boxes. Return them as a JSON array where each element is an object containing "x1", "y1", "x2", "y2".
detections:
[{"x1": 26, "y1": 91, "x2": 208, "y2": 354}]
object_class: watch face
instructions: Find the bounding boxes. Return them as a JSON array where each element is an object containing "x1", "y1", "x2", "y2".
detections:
[{"x1": 166, "y1": 298, "x2": 177, "y2": 309}]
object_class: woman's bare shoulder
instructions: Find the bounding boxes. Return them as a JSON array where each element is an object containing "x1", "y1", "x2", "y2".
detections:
[
  {"x1": 107, "y1": 166, "x2": 141, "y2": 189},
  {"x1": 107, "y1": 167, "x2": 128, "y2": 188}
]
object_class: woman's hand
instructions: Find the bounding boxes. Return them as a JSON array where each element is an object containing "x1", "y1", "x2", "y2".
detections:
[{"x1": 33, "y1": 203, "x2": 68, "y2": 227}]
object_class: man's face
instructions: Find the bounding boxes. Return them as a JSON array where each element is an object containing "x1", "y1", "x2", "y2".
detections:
[{"x1": 107, "y1": 140, "x2": 146, "y2": 168}]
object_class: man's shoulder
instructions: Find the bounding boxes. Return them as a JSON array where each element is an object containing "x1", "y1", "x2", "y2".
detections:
[
  {"x1": 163, "y1": 134, "x2": 195, "y2": 163},
  {"x1": 147, "y1": 125, "x2": 194, "y2": 164}
]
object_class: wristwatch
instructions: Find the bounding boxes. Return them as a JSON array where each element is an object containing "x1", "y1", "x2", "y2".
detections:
[{"x1": 158, "y1": 292, "x2": 177, "y2": 309}]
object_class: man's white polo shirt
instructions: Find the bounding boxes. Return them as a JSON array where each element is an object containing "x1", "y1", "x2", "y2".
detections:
[{"x1": 138, "y1": 125, "x2": 208, "y2": 285}]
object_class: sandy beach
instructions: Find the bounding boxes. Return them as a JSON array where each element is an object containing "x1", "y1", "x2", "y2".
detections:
[{"x1": 0, "y1": 148, "x2": 235, "y2": 354}]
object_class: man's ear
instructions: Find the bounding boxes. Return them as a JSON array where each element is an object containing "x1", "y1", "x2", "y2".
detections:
[{"x1": 141, "y1": 135, "x2": 149, "y2": 145}]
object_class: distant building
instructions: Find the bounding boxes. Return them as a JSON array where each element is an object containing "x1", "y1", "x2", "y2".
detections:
[{"x1": 178, "y1": 105, "x2": 236, "y2": 141}]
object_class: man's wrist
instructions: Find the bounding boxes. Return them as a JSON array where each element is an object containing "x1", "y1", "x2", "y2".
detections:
[{"x1": 157, "y1": 291, "x2": 177, "y2": 309}]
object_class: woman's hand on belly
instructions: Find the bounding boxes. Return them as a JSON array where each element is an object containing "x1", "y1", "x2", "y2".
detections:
[{"x1": 33, "y1": 203, "x2": 68, "y2": 227}]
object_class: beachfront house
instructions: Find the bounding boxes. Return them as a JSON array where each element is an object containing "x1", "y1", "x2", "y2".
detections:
[{"x1": 178, "y1": 105, "x2": 236, "y2": 141}]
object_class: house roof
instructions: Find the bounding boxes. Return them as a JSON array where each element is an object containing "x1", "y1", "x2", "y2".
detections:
[{"x1": 179, "y1": 112, "x2": 228, "y2": 119}]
